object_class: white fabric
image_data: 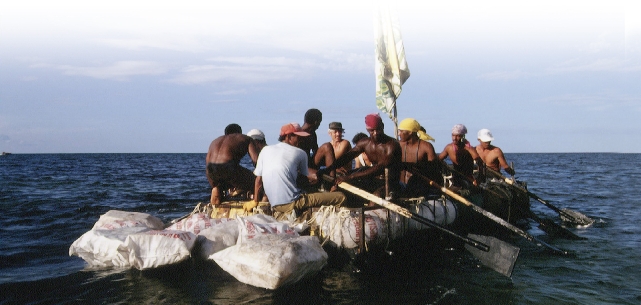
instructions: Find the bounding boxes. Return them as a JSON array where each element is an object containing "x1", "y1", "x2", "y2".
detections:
[
  {"x1": 211, "y1": 234, "x2": 327, "y2": 290},
  {"x1": 92, "y1": 210, "x2": 164, "y2": 230},
  {"x1": 237, "y1": 214, "x2": 298, "y2": 244},
  {"x1": 254, "y1": 142, "x2": 308, "y2": 206},
  {"x1": 124, "y1": 230, "x2": 197, "y2": 270},
  {"x1": 374, "y1": 1, "x2": 410, "y2": 121},
  {"x1": 196, "y1": 220, "x2": 239, "y2": 259},
  {"x1": 165, "y1": 213, "x2": 231, "y2": 234},
  {"x1": 69, "y1": 226, "x2": 149, "y2": 268},
  {"x1": 311, "y1": 207, "x2": 391, "y2": 249}
]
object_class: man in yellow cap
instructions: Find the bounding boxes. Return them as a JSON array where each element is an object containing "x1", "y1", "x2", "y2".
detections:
[{"x1": 397, "y1": 118, "x2": 442, "y2": 197}]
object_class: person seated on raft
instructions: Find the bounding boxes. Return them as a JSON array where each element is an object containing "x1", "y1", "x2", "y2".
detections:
[
  {"x1": 246, "y1": 128, "x2": 268, "y2": 152},
  {"x1": 206, "y1": 123, "x2": 260, "y2": 205},
  {"x1": 352, "y1": 132, "x2": 372, "y2": 169},
  {"x1": 326, "y1": 122, "x2": 352, "y2": 174},
  {"x1": 325, "y1": 113, "x2": 403, "y2": 203},
  {"x1": 474, "y1": 128, "x2": 515, "y2": 179},
  {"x1": 244, "y1": 122, "x2": 356, "y2": 221},
  {"x1": 438, "y1": 124, "x2": 482, "y2": 192},
  {"x1": 397, "y1": 118, "x2": 442, "y2": 198}
]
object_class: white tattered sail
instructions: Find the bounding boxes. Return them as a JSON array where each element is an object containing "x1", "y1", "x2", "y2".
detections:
[{"x1": 374, "y1": 2, "x2": 410, "y2": 124}]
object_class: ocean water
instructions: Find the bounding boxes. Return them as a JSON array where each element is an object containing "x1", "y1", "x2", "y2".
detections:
[{"x1": 1, "y1": 153, "x2": 640, "y2": 304}]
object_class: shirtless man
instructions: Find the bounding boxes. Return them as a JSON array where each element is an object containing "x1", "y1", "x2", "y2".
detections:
[
  {"x1": 326, "y1": 122, "x2": 352, "y2": 173},
  {"x1": 206, "y1": 124, "x2": 260, "y2": 205},
  {"x1": 351, "y1": 132, "x2": 372, "y2": 169},
  {"x1": 246, "y1": 128, "x2": 267, "y2": 152},
  {"x1": 327, "y1": 113, "x2": 403, "y2": 199},
  {"x1": 397, "y1": 118, "x2": 441, "y2": 197},
  {"x1": 475, "y1": 128, "x2": 515, "y2": 177},
  {"x1": 439, "y1": 124, "x2": 482, "y2": 188},
  {"x1": 298, "y1": 108, "x2": 323, "y2": 164}
]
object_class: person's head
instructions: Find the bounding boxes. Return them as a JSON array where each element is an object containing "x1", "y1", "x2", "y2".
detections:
[
  {"x1": 365, "y1": 113, "x2": 384, "y2": 142},
  {"x1": 279, "y1": 122, "x2": 310, "y2": 146},
  {"x1": 224, "y1": 123, "x2": 242, "y2": 135},
  {"x1": 304, "y1": 108, "x2": 323, "y2": 129},
  {"x1": 451, "y1": 124, "x2": 467, "y2": 144},
  {"x1": 328, "y1": 122, "x2": 345, "y2": 141},
  {"x1": 398, "y1": 118, "x2": 420, "y2": 142},
  {"x1": 352, "y1": 132, "x2": 368, "y2": 145},
  {"x1": 247, "y1": 129, "x2": 266, "y2": 142},
  {"x1": 477, "y1": 128, "x2": 493, "y2": 148}
]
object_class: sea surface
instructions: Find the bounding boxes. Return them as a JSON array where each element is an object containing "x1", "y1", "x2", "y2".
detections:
[{"x1": 1, "y1": 153, "x2": 640, "y2": 304}]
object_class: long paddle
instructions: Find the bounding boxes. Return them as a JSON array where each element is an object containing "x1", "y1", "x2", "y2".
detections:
[
  {"x1": 440, "y1": 165, "x2": 584, "y2": 240},
  {"x1": 485, "y1": 168, "x2": 594, "y2": 226},
  {"x1": 407, "y1": 170, "x2": 571, "y2": 256},
  {"x1": 323, "y1": 175, "x2": 520, "y2": 277}
]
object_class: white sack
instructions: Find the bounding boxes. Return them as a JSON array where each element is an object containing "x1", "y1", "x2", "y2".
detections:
[
  {"x1": 69, "y1": 226, "x2": 149, "y2": 267},
  {"x1": 196, "y1": 220, "x2": 239, "y2": 259},
  {"x1": 211, "y1": 234, "x2": 327, "y2": 290},
  {"x1": 237, "y1": 214, "x2": 298, "y2": 244},
  {"x1": 124, "y1": 230, "x2": 197, "y2": 270},
  {"x1": 166, "y1": 213, "x2": 232, "y2": 234},
  {"x1": 92, "y1": 210, "x2": 164, "y2": 230}
]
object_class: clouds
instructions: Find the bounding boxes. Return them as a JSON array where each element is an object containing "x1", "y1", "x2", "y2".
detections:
[{"x1": 32, "y1": 61, "x2": 168, "y2": 81}]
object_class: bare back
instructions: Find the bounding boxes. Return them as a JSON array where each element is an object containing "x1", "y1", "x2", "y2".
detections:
[
  {"x1": 206, "y1": 133, "x2": 259, "y2": 166},
  {"x1": 476, "y1": 144, "x2": 509, "y2": 172}
]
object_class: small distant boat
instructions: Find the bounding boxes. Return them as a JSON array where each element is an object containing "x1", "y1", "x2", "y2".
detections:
[{"x1": 1, "y1": 152, "x2": 11, "y2": 156}]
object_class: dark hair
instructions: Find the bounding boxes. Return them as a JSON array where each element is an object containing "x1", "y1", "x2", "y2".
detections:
[
  {"x1": 224, "y1": 123, "x2": 242, "y2": 135},
  {"x1": 304, "y1": 108, "x2": 322, "y2": 124},
  {"x1": 352, "y1": 132, "x2": 368, "y2": 145}
]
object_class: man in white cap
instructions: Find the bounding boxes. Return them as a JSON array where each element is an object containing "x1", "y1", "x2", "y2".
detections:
[
  {"x1": 439, "y1": 124, "x2": 482, "y2": 188},
  {"x1": 243, "y1": 122, "x2": 350, "y2": 220},
  {"x1": 475, "y1": 128, "x2": 515, "y2": 176},
  {"x1": 246, "y1": 128, "x2": 267, "y2": 152}
]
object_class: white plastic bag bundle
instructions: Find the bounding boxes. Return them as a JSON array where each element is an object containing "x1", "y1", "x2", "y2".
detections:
[
  {"x1": 92, "y1": 210, "x2": 164, "y2": 230},
  {"x1": 211, "y1": 234, "x2": 327, "y2": 290},
  {"x1": 237, "y1": 214, "x2": 298, "y2": 244},
  {"x1": 124, "y1": 230, "x2": 197, "y2": 270},
  {"x1": 407, "y1": 198, "x2": 457, "y2": 230},
  {"x1": 166, "y1": 213, "x2": 231, "y2": 234},
  {"x1": 196, "y1": 220, "x2": 239, "y2": 259},
  {"x1": 69, "y1": 226, "x2": 149, "y2": 267},
  {"x1": 312, "y1": 207, "x2": 389, "y2": 249}
]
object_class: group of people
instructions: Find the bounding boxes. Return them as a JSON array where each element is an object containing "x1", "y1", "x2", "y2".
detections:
[{"x1": 205, "y1": 108, "x2": 515, "y2": 220}]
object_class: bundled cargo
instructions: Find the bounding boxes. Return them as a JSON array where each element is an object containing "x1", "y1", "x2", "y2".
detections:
[{"x1": 211, "y1": 215, "x2": 327, "y2": 289}]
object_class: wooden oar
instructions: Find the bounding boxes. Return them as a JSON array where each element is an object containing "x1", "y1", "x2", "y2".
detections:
[
  {"x1": 407, "y1": 170, "x2": 572, "y2": 256},
  {"x1": 486, "y1": 168, "x2": 594, "y2": 226},
  {"x1": 439, "y1": 165, "x2": 585, "y2": 240},
  {"x1": 323, "y1": 175, "x2": 520, "y2": 277}
]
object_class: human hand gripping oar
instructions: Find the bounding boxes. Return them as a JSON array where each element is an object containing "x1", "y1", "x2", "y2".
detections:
[
  {"x1": 322, "y1": 175, "x2": 520, "y2": 277},
  {"x1": 442, "y1": 165, "x2": 585, "y2": 240},
  {"x1": 486, "y1": 168, "x2": 594, "y2": 226},
  {"x1": 408, "y1": 169, "x2": 572, "y2": 256}
]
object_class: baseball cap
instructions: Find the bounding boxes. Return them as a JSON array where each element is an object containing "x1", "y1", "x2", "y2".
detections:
[
  {"x1": 477, "y1": 128, "x2": 494, "y2": 142},
  {"x1": 247, "y1": 129, "x2": 265, "y2": 141},
  {"x1": 280, "y1": 123, "x2": 310, "y2": 137}
]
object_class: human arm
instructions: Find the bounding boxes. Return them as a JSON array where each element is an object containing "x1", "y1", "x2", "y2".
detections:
[
  {"x1": 243, "y1": 175, "x2": 262, "y2": 212},
  {"x1": 495, "y1": 148, "x2": 515, "y2": 176}
]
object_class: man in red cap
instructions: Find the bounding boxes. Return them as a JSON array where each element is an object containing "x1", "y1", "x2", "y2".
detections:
[
  {"x1": 326, "y1": 113, "x2": 403, "y2": 201},
  {"x1": 243, "y1": 122, "x2": 349, "y2": 219}
]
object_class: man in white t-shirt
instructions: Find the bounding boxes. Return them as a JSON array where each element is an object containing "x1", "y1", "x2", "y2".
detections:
[{"x1": 243, "y1": 122, "x2": 349, "y2": 219}]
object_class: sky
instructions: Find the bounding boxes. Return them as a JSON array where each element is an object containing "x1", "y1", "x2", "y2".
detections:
[{"x1": 1, "y1": 0, "x2": 640, "y2": 153}]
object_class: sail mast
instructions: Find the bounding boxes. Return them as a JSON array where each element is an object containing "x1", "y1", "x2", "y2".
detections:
[{"x1": 374, "y1": 1, "x2": 410, "y2": 138}]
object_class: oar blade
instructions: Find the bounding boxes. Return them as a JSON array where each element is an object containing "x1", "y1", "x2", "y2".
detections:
[
  {"x1": 538, "y1": 218, "x2": 586, "y2": 240},
  {"x1": 560, "y1": 208, "x2": 594, "y2": 227},
  {"x1": 464, "y1": 234, "x2": 520, "y2": 278}
]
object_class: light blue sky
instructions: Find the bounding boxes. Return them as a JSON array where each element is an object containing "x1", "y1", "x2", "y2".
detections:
[{"x1": 1, "y1": 0, "x2": 640, "y2": 153}]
